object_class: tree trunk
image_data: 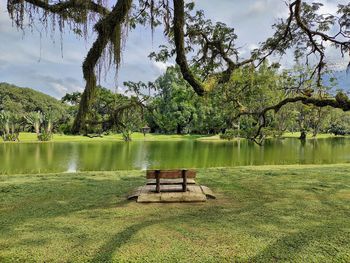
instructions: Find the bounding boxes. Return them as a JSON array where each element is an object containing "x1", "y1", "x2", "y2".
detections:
[
  {"x1": 72, "y1": 0, "x2": 133, "y2": 134},
  {"x1": 299, "y1": 130, "x2": 306, "y2": 141},
  {"x1": 177, "y1": 124, "x2": 182, "y2": 134}
]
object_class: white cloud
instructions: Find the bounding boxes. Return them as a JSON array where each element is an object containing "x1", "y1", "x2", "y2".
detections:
[
  {"x1": 30, "y1": 74, "x2": 84, "y2": 98},
  {"x1": 152, "y1": 61, "x2": 174, "y2": 74},
  {"x1": 318, "y1": 1, "x2": 339, "y2": 14}
]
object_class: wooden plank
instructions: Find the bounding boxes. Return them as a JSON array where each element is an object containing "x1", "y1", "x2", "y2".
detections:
[
  {"x1": 158, "y1": 185, "x2": 183, "y2": 192},
  {"x1": 182, "y1": 169, "x2": 187, "y2": 192},
  {"x1": 147, "y1": 179, "x2": 196, "y2": 185},
  {"x1": 146, "y1": 169, "x2": 196, "y2": 179},
  {"x1": 155, "y1": 170, "x2": 160, "y2": 193}
]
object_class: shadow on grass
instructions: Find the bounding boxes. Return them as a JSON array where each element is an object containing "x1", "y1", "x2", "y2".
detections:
[
  {"x1": 90, "y1": 220, "x2": 158, "y2": 262},
  {"x1": 247, "y1": 222, "x2": 343, "y2": 262},
  {"x1": 0, "y1": 173, "x2": 144, "y2": 234}
]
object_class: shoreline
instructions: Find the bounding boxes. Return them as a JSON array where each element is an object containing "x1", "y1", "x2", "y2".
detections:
[{"x1": 0, "y1": 132, "x2": 348, "y2": 144}]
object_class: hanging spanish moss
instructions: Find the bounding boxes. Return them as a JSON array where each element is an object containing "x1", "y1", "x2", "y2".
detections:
[{"x1": 7, "y1": 0, "x2": 175, "y2": 133}]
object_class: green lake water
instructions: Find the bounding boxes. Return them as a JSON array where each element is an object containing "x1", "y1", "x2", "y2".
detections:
[{"x1": 1, "y1": 138, "x2": 350, "y2": 174}]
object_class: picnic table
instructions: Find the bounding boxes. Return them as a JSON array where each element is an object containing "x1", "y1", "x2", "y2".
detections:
[{"x1": 146, "y1": 169, "x2": 196, "y2": 193}]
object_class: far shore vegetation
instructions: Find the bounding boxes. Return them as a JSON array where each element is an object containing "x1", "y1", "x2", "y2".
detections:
[{"x1": 2, "y1": 80, "x2": 350, "y2": 145}]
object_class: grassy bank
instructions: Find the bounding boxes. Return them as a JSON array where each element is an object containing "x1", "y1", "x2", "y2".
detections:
[
  {"x1": 5, "y1": 132, "x2": 347, "y2": 143},
  {"x1": 0, "y1": 165, "x2": 349, "y2": 262},
  {"x1": 282, "y1": 132, "x2": 342, "y2": 139},
  {"x1": 15, "y1": 132, "x2": 207, "y2": 143}
]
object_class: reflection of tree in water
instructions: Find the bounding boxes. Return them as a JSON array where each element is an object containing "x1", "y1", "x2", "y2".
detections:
[{"x1": 330, "y1": 137, "x2": 346, "y2": 147}]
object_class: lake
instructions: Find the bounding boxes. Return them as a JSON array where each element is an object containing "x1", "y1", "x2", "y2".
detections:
[{"x1": 1, "y1": 138, "x2": 350, "y2": 174}]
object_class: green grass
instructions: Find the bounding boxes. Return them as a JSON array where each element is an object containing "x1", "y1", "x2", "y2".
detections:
[{"x1": 0, "y1": 165, "x2": 349, "y2": 262}]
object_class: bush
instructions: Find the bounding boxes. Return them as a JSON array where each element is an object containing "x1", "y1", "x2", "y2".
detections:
[
  {"x1": 57, "y1": 123, "x2": 72, "y2": 134},
  {"x1": 328, "y1": 123, "x2": 347, "y2": 136},
  {"x1": 2, "y1": 133, "x2": 19, "y2": 141},
  {"x1": 38, "y1": 131, "x2": 52, "y2": 141},
  {"x1": 121, "y1": 129, "x2": 132, "y2": 142},
  {"x1": 220, "y1": 129, "x2": 237, "y2": 140}
]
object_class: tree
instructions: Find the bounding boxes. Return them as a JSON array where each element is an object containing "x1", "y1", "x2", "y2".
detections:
[
  {"x1": 61, "y1": 86, "x2": 145, "y2": 137},
  {"x1": 0, "y1": 110, "x2": 20, "y2": 141},
  {"x1": 24, "y1": 111, "x2": 43, "y2": 135},
  {"x1": 326, "y1": 109, "x2": 350, "y2": 135},
  {"x1": 118, "y1": 104, "x2": 144, "y2": 141},
  {"x1": 148, "y1": 67, "x2": 198, "y2": 134},
  {"x1": 6, "y1": 1, "x2": 350, "y2": 135}
]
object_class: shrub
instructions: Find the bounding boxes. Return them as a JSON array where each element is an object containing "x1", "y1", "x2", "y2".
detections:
[
  {"x1": 38, "y1": 131, "x2": 52, "y2": 141},
  {"x1": 121, "y1": 129, "x2": 132, "y2": 142},
  {"x1": 220, "y1": 129, "x2": 237, "y2": 140},
  {"x1": 328, "y1": 123, "x2": 347, "y2": 136},
  {"x1": 2, "y1": 133, "x2": 19, "y2": 141}
]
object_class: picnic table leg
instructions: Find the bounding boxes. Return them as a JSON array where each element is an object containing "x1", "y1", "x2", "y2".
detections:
[
  {"x1": 156, "y1": 170, "x2": 160, "y2": 193},
  {"x1": 182, "y1": 169, "x2": 187, "y2": 192}
]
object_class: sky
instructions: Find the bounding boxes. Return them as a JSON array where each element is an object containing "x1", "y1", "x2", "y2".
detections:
[{"x1": 0, "y1": 0, "x2": 349, "y2": 98}]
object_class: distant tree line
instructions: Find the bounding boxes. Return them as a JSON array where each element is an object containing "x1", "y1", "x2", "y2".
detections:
[{"x1": 0, "y1": 83, "x2": 68, "y2": 141}]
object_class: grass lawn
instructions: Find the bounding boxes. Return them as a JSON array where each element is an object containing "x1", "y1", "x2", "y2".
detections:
[{"x1": 0, "y1": 165, "x2": 349, "y2": 262}]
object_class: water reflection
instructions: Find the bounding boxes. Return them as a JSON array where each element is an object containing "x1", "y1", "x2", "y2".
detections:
[{"x1": 1, "y1": 138, "x2": 350, "y2": 174}]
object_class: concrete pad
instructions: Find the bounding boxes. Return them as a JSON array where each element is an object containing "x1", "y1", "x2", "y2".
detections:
[
  {"x1": 135, "y1": 185, "x2": 212, "y2": 202},
  {"x1": 160, "y1": 192, "x2": 206, "y2": 202},
  {"x1": 137, "y1": 192, "x2": 162, "y2": 203},
  {"x1": 128, "y1": 181, "x2": 215, "y2": 203}
]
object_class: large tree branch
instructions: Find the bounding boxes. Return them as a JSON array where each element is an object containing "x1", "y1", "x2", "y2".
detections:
[
  {"x1": 72, "y1": 0, "x2": 133, "y2": 133},
  {"x1": 294, "y1": 0, "x2": 350, "y2": 47},
  {"x1": 85, "y1": 98, "x2": 145, "y2": 127},
  {"x1": 260, "y1": 96, "x2": 350, "y2": 116},
  {"x1": 8, "y1": 0, "x2": 110, "y2": 17},
  {"x1": 238, "y1": 93, "x2": 350, "y2": 144},
  {"x1": 173, "y1": 0, "x2": 204, "y2": 96},
  {"x1": 292, "y1": 0, "x2": 350, "y2": 85},
  {"x1": 173, "y1": 0, "x2": 255, "y2": 94}
]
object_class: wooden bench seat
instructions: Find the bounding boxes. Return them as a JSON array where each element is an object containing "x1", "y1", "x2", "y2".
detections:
[{"x1": 146, "y1": 169, "x2": 196, "y2": 193}]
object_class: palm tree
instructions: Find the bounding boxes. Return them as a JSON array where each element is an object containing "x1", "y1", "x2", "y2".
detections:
[
  {"x1": 0, "y1": 111, "x2": 20, "y2": 141},
  {"x1": 0, "y1": 110, "x2": 10, "y2": 135},
  {"x1": 24, "y1": 111, "x2": 43, "y2": 135}
]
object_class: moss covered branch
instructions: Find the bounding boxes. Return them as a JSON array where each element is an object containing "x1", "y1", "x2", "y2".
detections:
[
  {"x1": 8, "y1": 0, "x2": 110, "y2": 19},
  {"x1": 72, "y1": 0, "x2": 133, "y2": 133},
  {"x1": 173, "y1": 0, "x2": 205, "y2": 96}
]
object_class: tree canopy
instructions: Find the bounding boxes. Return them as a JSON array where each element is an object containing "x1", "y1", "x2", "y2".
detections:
[{"x1": 6, "y1": 0, "x2": 350, "y2": 135}]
